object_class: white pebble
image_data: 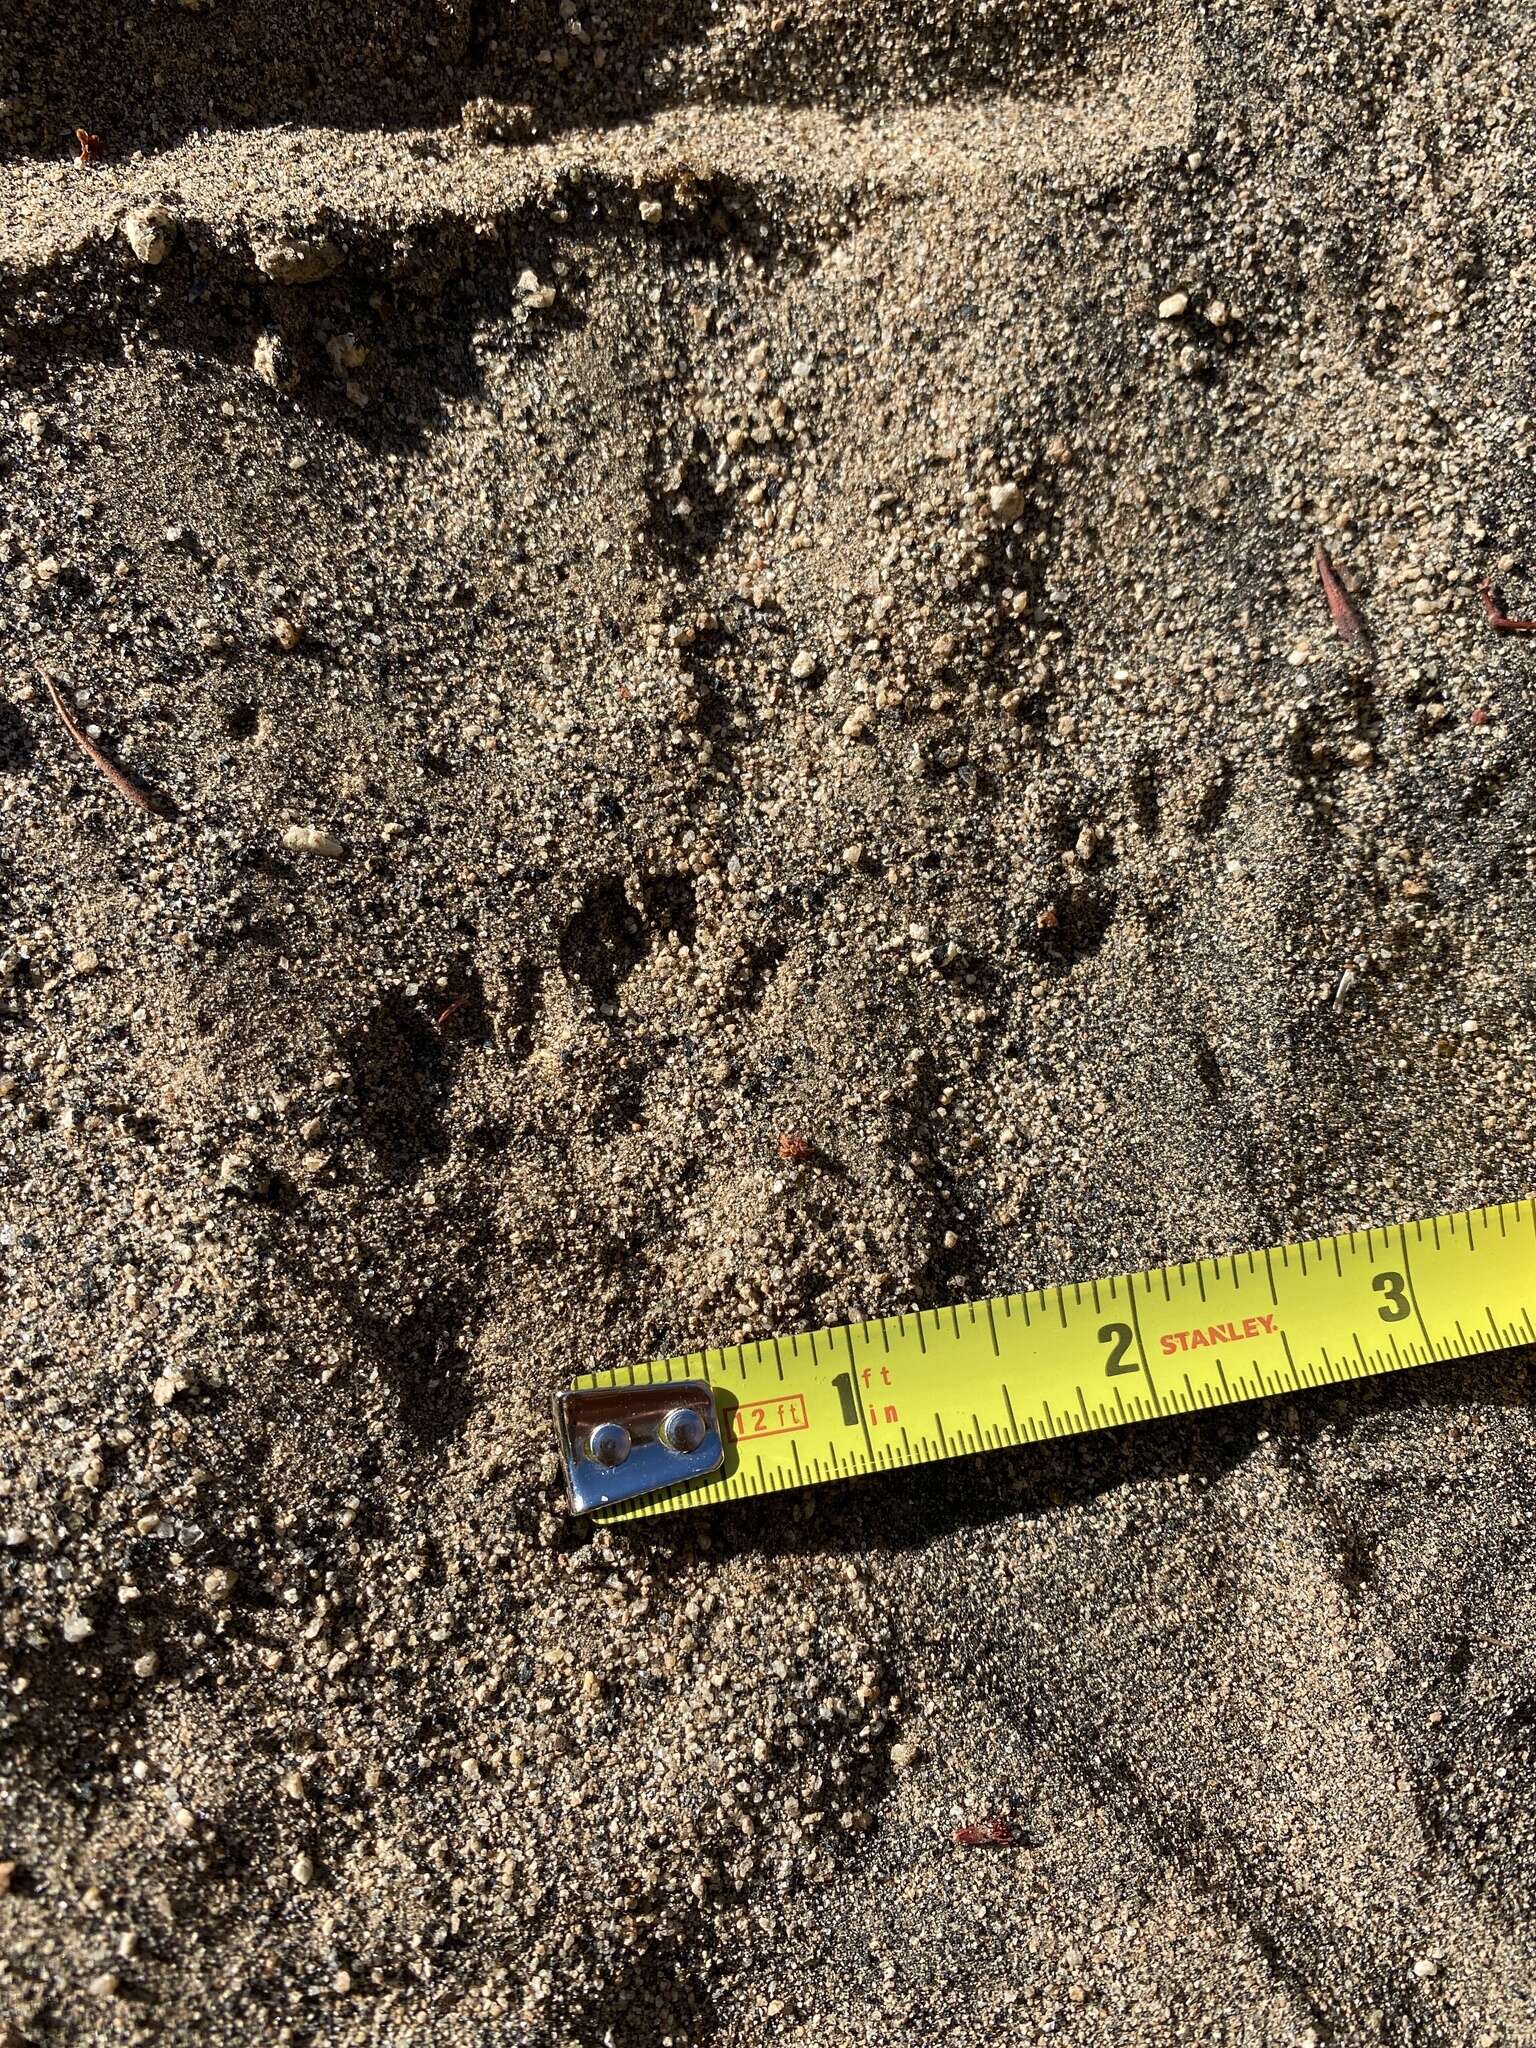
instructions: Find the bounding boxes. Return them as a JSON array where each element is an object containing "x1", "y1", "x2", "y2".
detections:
[
  {"x1": 789, "y1": 651, "x2": 817, "y2": 679},
  {"x1": 122, "y1": 206, "x2": 178, "y2": 265},
  {"x1": 282, "y1": 826, "x2": 344, "y2": 859},
  {"x1": 326, "y1": 331, "x2": 367, "y2": 373},
  {"x1": 988, "y1": 481, "x2": 1024, "y2": 521},
  {"x1": 1158, "y1": 291, "x2": 1190, "y2": 319},
  {"x1": 253, "y1": 330, "x2": 296, "y2": 392}
]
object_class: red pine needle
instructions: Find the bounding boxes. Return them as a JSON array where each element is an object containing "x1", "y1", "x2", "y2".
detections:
[
  {"x1": 1478, "y1": 578, "x2": 1536, "y2": 634},
  {"x1": 1314, "y1": 542, "x2": 1365, "y2": 643}
]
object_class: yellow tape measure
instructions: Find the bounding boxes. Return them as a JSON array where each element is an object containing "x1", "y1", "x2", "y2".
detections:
[{"x1": 562, "y1": 1199, "x2": 1535, "y2": 1522}]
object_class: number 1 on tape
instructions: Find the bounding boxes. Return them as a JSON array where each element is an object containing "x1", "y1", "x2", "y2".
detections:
[{"x1": 562, "y1": 1199, "x2": 1535, "y2": 1521}]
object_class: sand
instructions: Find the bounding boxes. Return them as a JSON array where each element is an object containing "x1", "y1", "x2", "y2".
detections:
[{"x1": 1, "y1": 1, "x2": 1535, "y2": 2042}]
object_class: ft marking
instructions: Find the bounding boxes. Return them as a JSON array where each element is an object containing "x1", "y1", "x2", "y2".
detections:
[{"x1": 730, "y1": 1393, "x2": 809, "y2": 1441}]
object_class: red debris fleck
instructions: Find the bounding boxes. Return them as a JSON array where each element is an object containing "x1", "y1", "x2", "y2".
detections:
[
  {"x1": 1471, "y1": 706, "x2": 1491, "y2": 728},
  {"x1": 776, "y1": 1133, "x2": 814, "y2": 1164},
  {"x1": 952, "y1": 1819, "x2": 1016, "y2": 1847},
  {"x1": 434, "y1": 995, "x2": 470, "y2": 1031},
  {"x1": 1478, "y1": 577, "x2": 1536, "y2": 633},
  {"x1": 75, "y1": 129, "x2": 102, "y2": 166},
  {"x1": 1314, "y1": 542, "x2": 1366, "y2": 644}
]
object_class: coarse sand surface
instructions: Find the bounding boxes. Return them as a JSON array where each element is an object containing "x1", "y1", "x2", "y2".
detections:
[{"x1": 1, "y1": 2, "x2": 1535, "y2": 2043}]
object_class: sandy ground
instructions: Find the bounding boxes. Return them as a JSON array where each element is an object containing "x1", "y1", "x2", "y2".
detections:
[{"x1": 2, "y1": 2, "x2": 1535, "y2": 2043}]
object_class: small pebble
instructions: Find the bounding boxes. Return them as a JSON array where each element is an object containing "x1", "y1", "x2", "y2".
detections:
[
  {"x1": 216, "y1": 1149, "x2": 270, "y2": 1197},
  {"x1": 252, "y1": 236, "x2": 341, "y2": 285},
  {"x1": 292, "y1": 1851, "x2": 315, "y2": 1886},
  {"x1": 326, "y1": 331, "x2": 368, "y2": 373},
  {"x1": 61, "y1": 1611, "x2": 93, "y2": 1643},
  {"x1": 988, "y1": 481, "x2": 1024, "y2": 521},
  {"x1": 1158, "y1": 291, "x2": 1190, "y2": 318},
  {"x1": 253, "y1": 330, "x2": 297, "y2": 392},
  {"x1": 789, "y1": 650, "x2": 817, "y2": 679},
  {"x1": 282, "y1": 825, "x2": 344, "y2": 858},
  {"x1": 122, "y1": 205, "x2": 178, "y2": 265}
]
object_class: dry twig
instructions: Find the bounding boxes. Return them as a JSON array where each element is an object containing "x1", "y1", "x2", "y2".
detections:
[{"x1": 39, "y1": 668, "x2": 164, "y2": 814}]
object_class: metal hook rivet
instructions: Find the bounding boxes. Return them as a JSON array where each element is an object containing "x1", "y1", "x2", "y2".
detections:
[
  {"x1": 588, "y1": 1421, "x2": 632, "y2": 1468},
  {"x1": 659, "y1": 1406, "x2": 706, "y2": 1455}
]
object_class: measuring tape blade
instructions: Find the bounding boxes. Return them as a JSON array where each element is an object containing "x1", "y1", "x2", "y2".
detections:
[{"x1": 563, "y1": 1199, "x2": 1536, "y2": 1522}]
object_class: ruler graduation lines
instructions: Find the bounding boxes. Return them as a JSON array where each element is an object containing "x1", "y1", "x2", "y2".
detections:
[{"x1": 574, "y1": 1198, "x2": 1535, "y2": 1522}]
